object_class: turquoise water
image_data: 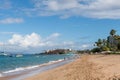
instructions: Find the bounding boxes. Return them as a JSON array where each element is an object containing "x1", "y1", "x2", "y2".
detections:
[{"x1": 0, "y1": 54, "x2": 73, "y2": 73}]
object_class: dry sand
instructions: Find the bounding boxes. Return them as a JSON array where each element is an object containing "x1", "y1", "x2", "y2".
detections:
[{"x1": 24, "y1": 55, "x2": 120, "y2": 80}]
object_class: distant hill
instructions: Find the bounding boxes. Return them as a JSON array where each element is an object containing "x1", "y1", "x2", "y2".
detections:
[{"x1": 43, "y1": 49, "x2": 72, "y2": 54}]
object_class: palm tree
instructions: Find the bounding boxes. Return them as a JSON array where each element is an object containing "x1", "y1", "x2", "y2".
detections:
[
  {"x1": 103, "y1": 39, "x2": 107, "y2": 46},
  {"x1": 95, "y1": 39, "x2": 102, "y2": 48},
  {"x1": 110, "y1": 29, "x2": 116, "y2": 36}
]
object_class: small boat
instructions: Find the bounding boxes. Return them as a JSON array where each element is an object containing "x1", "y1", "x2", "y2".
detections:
[{"x1": 16, "y1": 54, "x2": 23, "y2": 57}]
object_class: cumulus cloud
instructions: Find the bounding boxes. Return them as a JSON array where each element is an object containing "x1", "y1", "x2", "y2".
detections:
[
  {"x1": 8, "y1": 33, "x2": 41, "y2": 47},
  {"x1": 0, "y1": 32, "x2": 93, "y2": 52},
  {"x1": 0, "y1": 18, "x2": 24, "y2": 24},
  {"x1": 8, "y1": 33, "x2": 60, "y2": 48},
  {"x1": 26, "y1": 0, "x2": 120, "y2": 19}
]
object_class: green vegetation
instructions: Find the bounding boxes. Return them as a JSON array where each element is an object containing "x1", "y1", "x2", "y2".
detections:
[
  {"x1": 44, "y1": 49, "x2": 72, "y2": 54},
  {"x1": 92, "y1": 29, "x2": 120, "y2": 53}
]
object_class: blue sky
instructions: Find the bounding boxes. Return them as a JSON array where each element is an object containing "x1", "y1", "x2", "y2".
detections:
[{"x1": 0, "y1": 0, "x2": 120, "y2": 53}]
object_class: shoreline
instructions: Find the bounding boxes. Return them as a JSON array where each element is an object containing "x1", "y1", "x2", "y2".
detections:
[
  {"x1": 0, "y1": 56, "x2": 76, "y2": 80},
  {"x1": 1, "y1": 59, "x2": 64, "y2": 76},
  {"x1": 24, "y1": 54, "x2": 120, "y2": 80}
]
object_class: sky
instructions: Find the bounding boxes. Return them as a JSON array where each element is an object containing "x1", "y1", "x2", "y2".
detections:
[{"x1": 0, "y1": 0, "x2": 120, "y2": 53}]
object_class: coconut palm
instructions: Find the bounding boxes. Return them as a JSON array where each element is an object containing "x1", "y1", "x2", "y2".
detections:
[
  {"x1": 110, "y1": 29, "x2": 116, "y2": 36},
  {"x1": 95, "y1": 39, "x2": 102, "y2": 48}
]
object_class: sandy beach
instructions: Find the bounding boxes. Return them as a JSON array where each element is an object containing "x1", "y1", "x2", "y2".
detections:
[{"x1": 24, "y1": 55, "x2": 120, "y2": 80}]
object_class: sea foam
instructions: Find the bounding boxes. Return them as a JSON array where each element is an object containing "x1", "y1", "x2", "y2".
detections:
[
  {"x1": 0, "y1": 73, "x2": 3, "y2": 77},
  {"x1": 48, "y1": 59, "x2": 64, "y2": 64},
  {"x1": 3, "y1": 59, "x2": 64, "y2": 74},
  {"x1": 3, "y1": 68, "x2": 25, "y2": 73},
  {"x1": 3, "y1": 65, "x2": 40, "y2": 74}
]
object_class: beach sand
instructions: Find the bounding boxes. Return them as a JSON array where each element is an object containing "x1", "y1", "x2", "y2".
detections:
[{"x1": 24, "y1": 55, "x2": 120, "y2": 80}]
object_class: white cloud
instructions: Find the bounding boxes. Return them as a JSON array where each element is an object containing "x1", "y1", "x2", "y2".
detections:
[
  {"x1": 0, "y1": 18, "x2": 24, "y2": 24},
  {"x1": 9, "y1": 33, "x2": 41, "y2": 47},
  {"x1": 8, "y1": 33, "x2": 60, "y2": 48},
  {"x1": 0, "y1": 42, "x2": 4, "y2": 46},
  {"x1": 0, "y1": 32, "x2": 16, "y2": 35},
  {"x1": 46, "y1": 0, "x2": 79, "y2": 11},
  {"x1": 1, "y1": 0, "x2": 120, "y2": 19},
  {"x1": 81, "y1": 44, "x2": 90, "y2": 49},
  {"x1": 0, "y1": 32, "x2": 93, "y2": 52},
  {"x1": 28, "y1": 0, "x2": 120, "y2": 19},
  {"x1": 45, "y1": 33, "x2": 60, "y2": 41},
  {"x1": 0, "y1": 0, "x2": 11, "y2": 9}
]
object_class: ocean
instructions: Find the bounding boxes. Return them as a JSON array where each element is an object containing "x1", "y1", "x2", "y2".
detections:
[{"x1": 0, "y1": 53, "x2": 75, "y2": 77}]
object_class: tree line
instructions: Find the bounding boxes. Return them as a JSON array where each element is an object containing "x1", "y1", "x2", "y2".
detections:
[{"x1": 92, "y1": 29, "x2": 120, "y2": 52}]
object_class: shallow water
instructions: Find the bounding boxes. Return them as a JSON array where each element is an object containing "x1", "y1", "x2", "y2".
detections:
[{"x1": 0, "y1": 53, "x2": 74, "y2": 76}]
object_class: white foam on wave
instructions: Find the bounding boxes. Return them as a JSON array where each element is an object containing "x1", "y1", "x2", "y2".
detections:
[
  {"x1": 2, "y1": 59, "x2": 64, "y2": 74},
  {"x1": 26, "y1": 65, "x2": 39, "y2": 70},
  {"x1": 3, "y1": 67, "x2": 25, "y2": 73},
  {"x1": 58, "y1": 59, "x2": 64, "y2": 61},
  {"x1": 3, "y1": 65, "x2": 40, "y2": 74},
  {"x1": 48, "y1": 59, "x2": 64, "y2": 64},
  {"x1": 0, "y1": 73, "x2": 3, "y2": 77}
]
